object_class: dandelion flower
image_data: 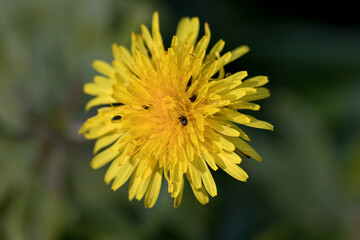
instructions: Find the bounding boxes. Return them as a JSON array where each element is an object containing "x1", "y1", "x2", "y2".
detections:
[{"x1": 79, "y1": 12, "x2": 273, "y2": 208}]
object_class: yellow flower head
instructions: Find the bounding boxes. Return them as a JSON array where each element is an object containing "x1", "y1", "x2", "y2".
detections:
[{"x1": 79, "y1": 12, "x2": 273, "y2": 208}]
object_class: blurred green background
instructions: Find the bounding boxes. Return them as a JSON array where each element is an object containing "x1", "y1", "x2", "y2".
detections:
[{"x1": 1, "y1": 0, "x2": 360, "y2": 239}]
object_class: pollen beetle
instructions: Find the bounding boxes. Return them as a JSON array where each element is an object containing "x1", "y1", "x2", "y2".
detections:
[{"x1": 178, "y1": 116, "x2": 188, "y2": 126}]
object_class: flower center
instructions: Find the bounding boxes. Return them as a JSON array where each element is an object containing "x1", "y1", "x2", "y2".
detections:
[
  {"x1": 161, "y1": 96, "x2": 176, "y2": 113},
  {"x1": 159, "y1": 95, "x2": 185, "y2": 125}
]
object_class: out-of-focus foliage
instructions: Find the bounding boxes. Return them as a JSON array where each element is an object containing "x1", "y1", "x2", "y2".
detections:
[{"x1": 0, "y1": 0, "x2": 359, "y2": 240}]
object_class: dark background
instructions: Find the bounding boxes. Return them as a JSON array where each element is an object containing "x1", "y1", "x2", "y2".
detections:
[{"x1": 1, "y1": 0, "x2": 360, "y2": 239}]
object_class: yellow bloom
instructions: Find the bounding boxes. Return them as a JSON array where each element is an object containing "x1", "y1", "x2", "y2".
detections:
[{"x1": 79, "y1": 12, "x2": 273, "y2": 208}]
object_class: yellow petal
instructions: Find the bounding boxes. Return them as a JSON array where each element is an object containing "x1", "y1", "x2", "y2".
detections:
[
  {"x1": 219, "y1": 136, "x2": 235, "y2": 152},
  {"x1": 209, "y1": 71, "x2": 248, "y2": 94},
  {"x1": 217, "y1": 151, "x2": 242, "y2": 165},
  {"x1": 83, "y1": 124, "x2": 115, "y2": 140},
  {"x1": 85, "y1": 96, "x2": 117, "y2": 111},
  {"x1": 225, "y1": 136, "x2": 262, "y2": 162},
  {"x1": 111, "y1": 84, "x2": 135, "y2": 105},
  {"x1": 144, "y1": 167, "x2": 163, "y2": 208},
  {"x1": 193, "y1": 35, "x2": 210, "y2": 57},
  {"x1": 217, "y1": 109, "x2": 251, "y2": 124},
  {"x1": 188, "y1": 160, "x2": 202, "y2": 189},
  {"x1": 215, "y1": 154, "x2": 248, "y2": 181},
  {"x1": 228, "y1": 45, "x2": 250, "y2": 64},
  {"x1": 229, "y1": 101, "x2": 261, "y2": 111},
  {"x1": 215, "y1": 120, "x2": 251, "y2": 141},
  {"x1": 128, "y1": 166, "x2": 152, "y2": 201},
  {"x1": 241, "y1": 75, "x2": 269, "y2": 88},
  {"x1": 187, "y1": 173, "x2": 209, "y2": 205},
  {"x1": 111, "y1": 157, "x2": 139, "y2": 191},
  {"x1": 94, "y1": 133, "x2": 120, "y2": 154},
  {"x1": 241, "y1": 114, "x2": 274, "y2": 131},
  {"x1": 93, "y1": 75, "x2": 113, "y2": 87},
  {"x1": 131, "y1": 32, "x2": 148, "y2": 56},
  {"x1": 206, "y1": 39, "x2": 225, "y2": 62},
  {"x1": 197, "y1": 159, "x2": 217, "y2": 197},
  {"x1": 207, "y1": 118, "x2": 240, "y2": 137},
  {"x1": 92, "y1": 60, "x2": 115, "y2": 76},
  {"x1": 240, "y1": 87, "x2": 270, "y2": 101},
  {"x1": 104, "y1": 155, "x2": 120, "y2": 184},
  {"x1": 84, "y1": 83, "x2": 112, "y2": 96},
  {"x1": 135, "y1": 177, "x2": 151, "y2": 201},
  {"x1": 221, "y1": 87, "x2": 256, "y2": 101},
  {"x1": 170, "y1": 162, "x2": 183, "y2": 198},
  {"x1": 213, "y1": 52, "x2": 232, "y2": 75},
  {"x1": 173, "y1": 177, "x2": 184, "y2": 208},
  {"x1": 176, "y1": 17, "x2": 200, "y2": 46},
  {"x1": 115, "y1": 46, "x2": 134, "y2": 70},
  {"x1": 201, "y1": 146, "x2": 218, "y2": 171},
  {"x1": 90, "y1": 146, "x2": 119, "y2": 169},
  {"x1": 128, "y1": 172, "x2": 141, "y2": 201},
  {"x1": 152, "y1": 12, "x2": 164, "y2": 52},
  {"x1": 141, "y1": 24, "x2": 155, "y2": 56}
]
